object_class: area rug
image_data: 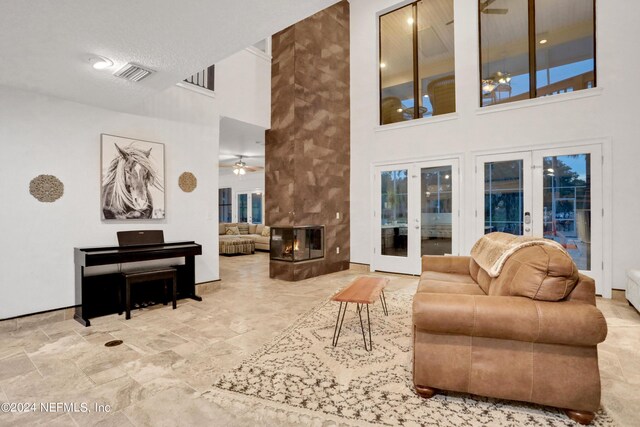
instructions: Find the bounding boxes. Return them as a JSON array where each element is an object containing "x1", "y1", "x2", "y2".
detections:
[{"x1": 203, "y1": 292, "x2": 616, "y2": 426}]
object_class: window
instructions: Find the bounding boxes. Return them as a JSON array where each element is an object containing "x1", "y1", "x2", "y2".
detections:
[
  {"x1": 379, "y1": 0, "x2": 455, "y2": 125},
  {"x1": 480, "y1": 0, "x2": 595, "y2": 107},
  {"x1": 218, "y1": 188, "x2": 232, "y2": 222}
]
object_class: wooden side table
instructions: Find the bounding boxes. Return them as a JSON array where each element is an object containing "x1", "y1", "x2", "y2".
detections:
[{"x1": 331, "y1": 276, "x2": 389, "y2": 351}]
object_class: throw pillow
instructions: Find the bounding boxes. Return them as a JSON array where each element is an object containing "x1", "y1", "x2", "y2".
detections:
[
  {"x1": 261, "y1": 226, "x2": 270, "y2": 237},
  {"x1": 237, "y1": 223, "x2": 250, "y2": 235},
  {"x1": 225, "y1": 226, "x2": 240, "y2": 235}
]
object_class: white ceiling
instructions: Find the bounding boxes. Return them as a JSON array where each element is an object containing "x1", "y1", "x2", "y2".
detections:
[
  {"x1": 0, "y1": 0, "x2": 337, "y2": 113},
  {"x1": 219, "y1": 116, "x2": 265, "y2": 176}
]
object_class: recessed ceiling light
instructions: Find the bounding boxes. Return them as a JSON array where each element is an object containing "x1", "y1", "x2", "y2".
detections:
[
  {"x1": 539, "y1": 39, "x2": 548, "y2": 45},
  {"x1": 380, "y1": 62, "x2": 386, "y2": 69},
  {"x1": 397, "y1": 108, "x2": 403, "y2": 113},
  {"x1": 88, "y1": 56, "x2": 113, "y2": 70},
  {"x1": 407, "y1": 17, "x2": 414, "y2": 25},
  {"x1": 423, "y1": 94, "x2": 429, "y2": 98}
]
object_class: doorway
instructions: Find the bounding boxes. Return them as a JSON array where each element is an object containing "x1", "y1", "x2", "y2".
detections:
[
  {"x1": 373, "y1": 158, "x2": 460, "y2": 275},
  {"x1": 236, "y1": 191, "x2": 263, "y2": 224},
  {"x1": 475, "y1": 144, "x2": 603, "y2": 292}
]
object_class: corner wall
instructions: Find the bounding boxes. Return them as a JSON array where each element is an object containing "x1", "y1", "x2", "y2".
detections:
[{"x1": 266, "y1": 1, "x2": 351, "y2": 280}]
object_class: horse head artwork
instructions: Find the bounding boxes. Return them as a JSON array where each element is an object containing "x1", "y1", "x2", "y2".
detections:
[{"x1": 101, "y1": 143, "x2": 164, "y2": 219}]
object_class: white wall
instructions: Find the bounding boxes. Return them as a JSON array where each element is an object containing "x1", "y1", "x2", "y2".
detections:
[
  {"x1": 350, "y1": 0, "x2": 640, "y2": 293},
  {"x1": 0, "y1": 47, "x2": 271, "y2": 319},
  {"x1": 216, "y1": 48, "x2": 271, "y2": 128}
]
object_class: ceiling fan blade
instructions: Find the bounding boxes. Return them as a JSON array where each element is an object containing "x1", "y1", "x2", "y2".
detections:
[
  {"x1": 445, "y1": 19, "x2": 454, "y2": 26},
  {"x1": 245, "y1": 166, "x2": 264, "y2": 172},
  {"x1": 219, "y1": 164, "x2": 237, "y2": 168},
  {"x1": 483, "y1": 8, "x2": 509, "y2": 15}
]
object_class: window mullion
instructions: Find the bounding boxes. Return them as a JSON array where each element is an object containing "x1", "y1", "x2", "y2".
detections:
[
  {"x1": 528, "y1": 0, "x2": 537, "y2": 99},
  {"x1": 412, "y1": 2, "x2": 420, "y2": 120}
]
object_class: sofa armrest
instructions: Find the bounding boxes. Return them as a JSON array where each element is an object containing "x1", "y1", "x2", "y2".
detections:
[
  {"x1": 421, "y1": 255, "x2": 471, "y2": 275},
  {"x1": 413, "y1": 293, "x2": 607, "y2": 346}
]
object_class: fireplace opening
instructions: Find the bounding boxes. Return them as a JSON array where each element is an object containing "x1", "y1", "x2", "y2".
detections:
[{"x1": 270, "y1": 226, "x2": 324, "y2": 262}]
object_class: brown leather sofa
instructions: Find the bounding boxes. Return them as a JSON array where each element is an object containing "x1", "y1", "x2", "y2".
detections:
[{"x1": 412, "y1": 246, "x2": 608, "y2": 425}]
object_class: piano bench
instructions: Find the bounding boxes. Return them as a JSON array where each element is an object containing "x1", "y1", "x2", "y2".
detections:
[{"x1": 119, "y1": 267, "x2": 177, "y2": 320}]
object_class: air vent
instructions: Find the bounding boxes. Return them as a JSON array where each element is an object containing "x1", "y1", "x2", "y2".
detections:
[{"x1": 114, "y1": 63, "x2": 154, "y2": 82}]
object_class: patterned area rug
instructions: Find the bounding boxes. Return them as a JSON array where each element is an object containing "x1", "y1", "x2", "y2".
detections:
[{"x1": 203, "y1": 292, "x2": 616, "y2": 426}]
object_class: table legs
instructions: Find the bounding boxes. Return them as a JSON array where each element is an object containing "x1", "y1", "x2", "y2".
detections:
[
  {"x1": 332, "y1": 302, "x2": 348, "y2": 347},
  {"x1": 356, "y1": 303, "x2": 372, "y2": 351}
]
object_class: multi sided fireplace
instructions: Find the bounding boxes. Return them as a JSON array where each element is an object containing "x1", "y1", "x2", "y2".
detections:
[{"x1": 270, "y1": 226, "x2": 324, "y2": 262}]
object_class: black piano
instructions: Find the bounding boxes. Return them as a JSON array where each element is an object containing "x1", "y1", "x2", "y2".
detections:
[{"x1": 74, "y1": 239, "x2": 202, "y2": 326}]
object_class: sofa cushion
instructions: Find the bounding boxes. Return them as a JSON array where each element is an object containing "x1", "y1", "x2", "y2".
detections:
[
  {"x1": 417, "y1": 280, "x2": 486, "y2": 296},
  {"x1": 237, "y1": 223, "x2": 250, "y2": 235},
  {"x1": 249, "y1": 224, "x2": 257, "y2": 234},
  {"x1": 261, "y1": 225, "x2": 270, "y2": 237},
  {"x1": 252, "y1": 235, "x2": 270, "y2": 245},
  {"x1": 225, "y1": 226, "x2": 240, "y2": 235},
  {"x1": 219, "y1": 223, "x2": 227, "y2": 235},
  {"x1": 256, "y1": 224, "x2": 265, "y2": 235},
  {"x1": 493, "y1": 245, "x2": 579, "y2": 301},
  {"x1": 420, "y1": 271, "x2": 476, "y2": 285}
]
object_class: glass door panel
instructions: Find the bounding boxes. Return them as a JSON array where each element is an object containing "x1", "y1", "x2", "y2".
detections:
[
  {"x1": 251, "y1": 192, "x2": 263, "y2": 224},
  {"x1": 533, "y1": 145, "x2": 602, "y2": 292},
  {"x1": 484, "y1": 160, "x2": 525, "y2": 235},
  {"x1": 421, "y1": 165, "x2": 453, "y2": 255},
  {"x1": 380, "y1": 169, "x2": 409, "y2": 257},
  {"x1": 542, "y1": 154, "x2": 591, "y2": 270},
  {"x1": 237, "y1": 193, "x2": 248, "y2": 223}
]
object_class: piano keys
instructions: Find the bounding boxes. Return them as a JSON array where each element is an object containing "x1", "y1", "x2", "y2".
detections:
[{"x1": 74, "y1": 241, "x2": 202, "y2": 326}]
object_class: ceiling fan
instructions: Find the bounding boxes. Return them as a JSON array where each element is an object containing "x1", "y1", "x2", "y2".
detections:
[
  {"x1": 219, "y1": 155, "x2": 264, "y2": 175},
  {"x1": 446, "y1": 0, "x2": 508, "y2": 26}
]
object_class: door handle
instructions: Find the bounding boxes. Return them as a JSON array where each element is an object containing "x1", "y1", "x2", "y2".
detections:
[{"x1": 524, "y1": 212, "x2": 531, "y2": 225}]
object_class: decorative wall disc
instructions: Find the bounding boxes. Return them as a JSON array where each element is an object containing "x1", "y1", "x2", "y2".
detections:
[
  {"x1": 178, "y1": 172, "x2": 197, "y2": 193},
  {"x1": 29, "y1": 174, "x2": 64, "y2": 203}
]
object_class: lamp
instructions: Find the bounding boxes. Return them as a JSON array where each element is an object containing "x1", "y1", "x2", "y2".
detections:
[{"x1": 233, "y1": 157, "x2": 248, "y2": 175}]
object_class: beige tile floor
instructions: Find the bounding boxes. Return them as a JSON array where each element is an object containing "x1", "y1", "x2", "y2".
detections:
[{"x1": 0, "y1": 252, "x2": 638, "y2": 426}]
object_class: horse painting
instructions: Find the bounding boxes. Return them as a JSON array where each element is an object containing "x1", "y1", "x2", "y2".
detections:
[{"x1": 101, "y1": 142, "x2": 164, "y2": 219}]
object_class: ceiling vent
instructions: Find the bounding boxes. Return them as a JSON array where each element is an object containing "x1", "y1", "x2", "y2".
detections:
[{"x1": 114, "y1": 63, "x2": 154, "y2": 82}]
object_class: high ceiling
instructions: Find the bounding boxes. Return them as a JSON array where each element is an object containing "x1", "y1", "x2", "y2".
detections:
[
  {"x1": 219, "y1": 117, "x2": 265, "y2": 176},
  {"x1": 0, "y1": 0, "x2": 337, "y2": 113}
]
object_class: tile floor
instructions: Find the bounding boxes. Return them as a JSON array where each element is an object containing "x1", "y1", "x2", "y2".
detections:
[{"x1": 0, "y1": 252, "x2": 638, "y2": 426}]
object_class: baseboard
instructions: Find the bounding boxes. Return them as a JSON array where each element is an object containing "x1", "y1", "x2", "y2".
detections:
[
  {"x1": 196, "y1": 279, "x2": 222, "y2": 295},
  {"x1": 349, "y1": 262, "x2": 370, "y2": 272},
  {"x1": 0, "y1": 305, "x2": 77, "y2": 333}
]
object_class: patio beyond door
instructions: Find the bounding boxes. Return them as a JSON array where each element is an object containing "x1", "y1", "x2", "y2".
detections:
[{"x1": 476, "y1": 145, "x2": 603, "y2": 293}]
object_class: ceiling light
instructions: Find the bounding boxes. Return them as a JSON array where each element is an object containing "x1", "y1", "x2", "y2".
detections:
[
  {"x1": 547, "y1": 168, "x2": 554, "y2": 173},
  {"x1": 423, "y1": 94, "x2": 429, "y2": 98},
  {"x1": 539, "y1": 39, "x2": 548, "y2": 45},
  {"x1": 397, "y1": 108, "x2": 403, "y2": 113},
  {"x1": 444, "y1": 174, "x2": 450, "y2": 179},
  {"x1": 407, "y1": 17, "x2": 414, "y2": 25},
  {"x1": 380, "y1": 62, "x2": 386, "y2": 69},
  {"x1": 88, "y1": 56, "x2": 113, "y2": 70}
]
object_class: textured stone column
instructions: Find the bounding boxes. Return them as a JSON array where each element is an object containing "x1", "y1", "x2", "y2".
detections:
[{"x1": 266, "y1": 1, "x2": 350, "y2": 281}]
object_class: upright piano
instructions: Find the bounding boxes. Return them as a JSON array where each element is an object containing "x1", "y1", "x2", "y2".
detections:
[{"x1": 74, "y1": 240, "x2": 202, "y2": 326}]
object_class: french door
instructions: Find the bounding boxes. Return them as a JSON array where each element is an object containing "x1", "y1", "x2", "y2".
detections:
[
  {"x1": 236, "y1": 191, "x2": 263, "y2": 224},
  {"x1": 476, "y1": 145, "x2": 603, "y2": 292},
  {"x1": 373, "y1": 159, "x2": 460, "y2": 275}
]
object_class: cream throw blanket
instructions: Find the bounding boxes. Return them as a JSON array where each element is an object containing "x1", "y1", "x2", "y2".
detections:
[{"x1": 471, "y1": 232, "x2": 566, "y2": 278}]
